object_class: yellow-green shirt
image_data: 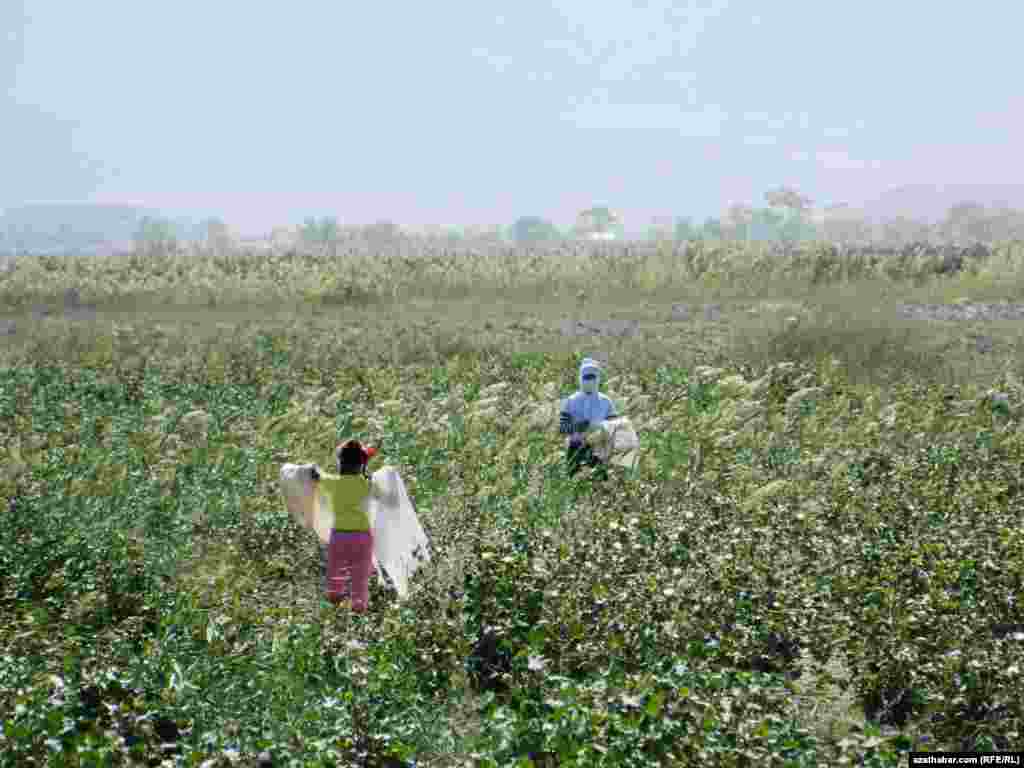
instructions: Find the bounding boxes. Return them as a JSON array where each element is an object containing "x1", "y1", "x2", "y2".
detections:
[{"x1": 317, "y1": 473, "x2": 381, "y2": 532}]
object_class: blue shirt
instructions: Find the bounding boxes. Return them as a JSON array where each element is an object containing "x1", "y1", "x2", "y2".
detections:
[{"x1": 559, "y1": 392, "x2": 617, "y2": 447}]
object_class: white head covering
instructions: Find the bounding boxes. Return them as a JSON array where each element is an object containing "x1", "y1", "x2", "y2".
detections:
[{"x1": 579, "y1": 357, "x2": 601, "y2": 395}]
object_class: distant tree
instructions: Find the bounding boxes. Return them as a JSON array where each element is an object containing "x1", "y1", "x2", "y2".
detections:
[
  {"x1": 512, "y1": 216, "x2": 560, "y2": 244},
  {"x1": 168, "y1": 217, "x2": 200, "y2": 244},
  {"x1": 778, "y1": 215, "x2": 797, "y2": 243},
  {"x1": 764, "y1": 187, "x2": 816, "y2": 243},
  {"x1": 702, "y1": 217, "x2": 723, "y2": 240},
  {"x1": 674, "y1": 216, "x2": 696, "y2": 241},
  {"x1": 323, "y1": 217, "x2": 340, "y2": 256},
  {"x1": 750, "y1": 207, "x2": 784, "y2": 241},
  {"x1": 299, "y1": 217, "x2": 319, "y2": 245},
  {"x1": 574, "y1": 206, "x2": 622, "y2": 239},
  {"x1": 779, "y1": 211, "x2": 816, "y2": 243},
  {"x1": 300, "y1": 216, "x2": 340, "y2": 256},
  {"x1": 133, "y1": 216, "x2": 177, "y2": 255}
]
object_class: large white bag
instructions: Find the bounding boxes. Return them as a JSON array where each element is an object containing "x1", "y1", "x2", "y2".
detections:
[
  {"x1": 279, "y1": 463, "x2": 431, "y2": 599},
  {"x1": 364, "y1": 467, "x2": 431, "y2": 599},
  {"x1": 585, "y1": 417, "x2": 641, "y2": 467},
  {"x1": 280, "y1": 463, "x2": 332, "y2": 543}
]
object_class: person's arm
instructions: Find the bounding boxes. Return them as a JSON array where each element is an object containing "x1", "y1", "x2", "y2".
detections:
[
  {"x1": 560, "y1": 397, "x2": 590, "y2": 434},
  {"x1": 607, "y1": 398, "x2": 619, "y2": 420},
  {"x1": 364, "y1": 451, "x2": 383, "y2": 476},
  {"x1": 559, "y1": 411, "x2": 573, "y2": 434},
  {"x1": 561, "y1": 414, "x2": 590, "y2": 433}
]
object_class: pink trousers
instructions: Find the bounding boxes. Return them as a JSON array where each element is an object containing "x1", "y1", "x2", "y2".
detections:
[{"x1": 326, "y1": 530, "x2": 374, "y2": 612}]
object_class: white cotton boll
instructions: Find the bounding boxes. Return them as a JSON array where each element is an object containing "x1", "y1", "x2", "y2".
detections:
[{"x1": 587, "y1": 418, "x2": 640, "y2": 463}]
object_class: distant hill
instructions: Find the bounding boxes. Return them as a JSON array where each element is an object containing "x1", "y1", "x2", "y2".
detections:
[
  {"x1": 857, "y1": 184, "x2": 1024, "y2": 223},
  {"x1": 0, "y1": 203, "x2": 205, "y2": 255}
]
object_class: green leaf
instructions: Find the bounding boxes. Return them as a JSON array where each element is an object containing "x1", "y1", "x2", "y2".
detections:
[{"x1": 645, "y1": 690, "x2": 666, "y2": 717}]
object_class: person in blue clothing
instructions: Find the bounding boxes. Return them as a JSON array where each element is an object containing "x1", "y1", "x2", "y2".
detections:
[{"x1": 559, "y1": 357, "x2": 617, "y2": 479}]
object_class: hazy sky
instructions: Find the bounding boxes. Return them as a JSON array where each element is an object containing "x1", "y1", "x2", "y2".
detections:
[{"x1": 5, "y1": 1, "x2": 1023, "y2": 234}]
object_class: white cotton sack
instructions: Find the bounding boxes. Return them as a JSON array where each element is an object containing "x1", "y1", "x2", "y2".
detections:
[
  {"x1": 586, "y1": 417, "x2": 641, "y2": 465},
  {"x1": 280, "y1": 463, "x2": 334, "y2": 543},
  {"x1": 365, "y1": 466, "x2": 431, "y2": 599}
]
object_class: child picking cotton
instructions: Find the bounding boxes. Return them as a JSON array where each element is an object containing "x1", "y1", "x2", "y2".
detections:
[
  {"x1": 309, "y1": 439, "x2": 386, "y2": 613},
  {"x1": 281, "y1": 441, "x2": 432, "y2": 608}
]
